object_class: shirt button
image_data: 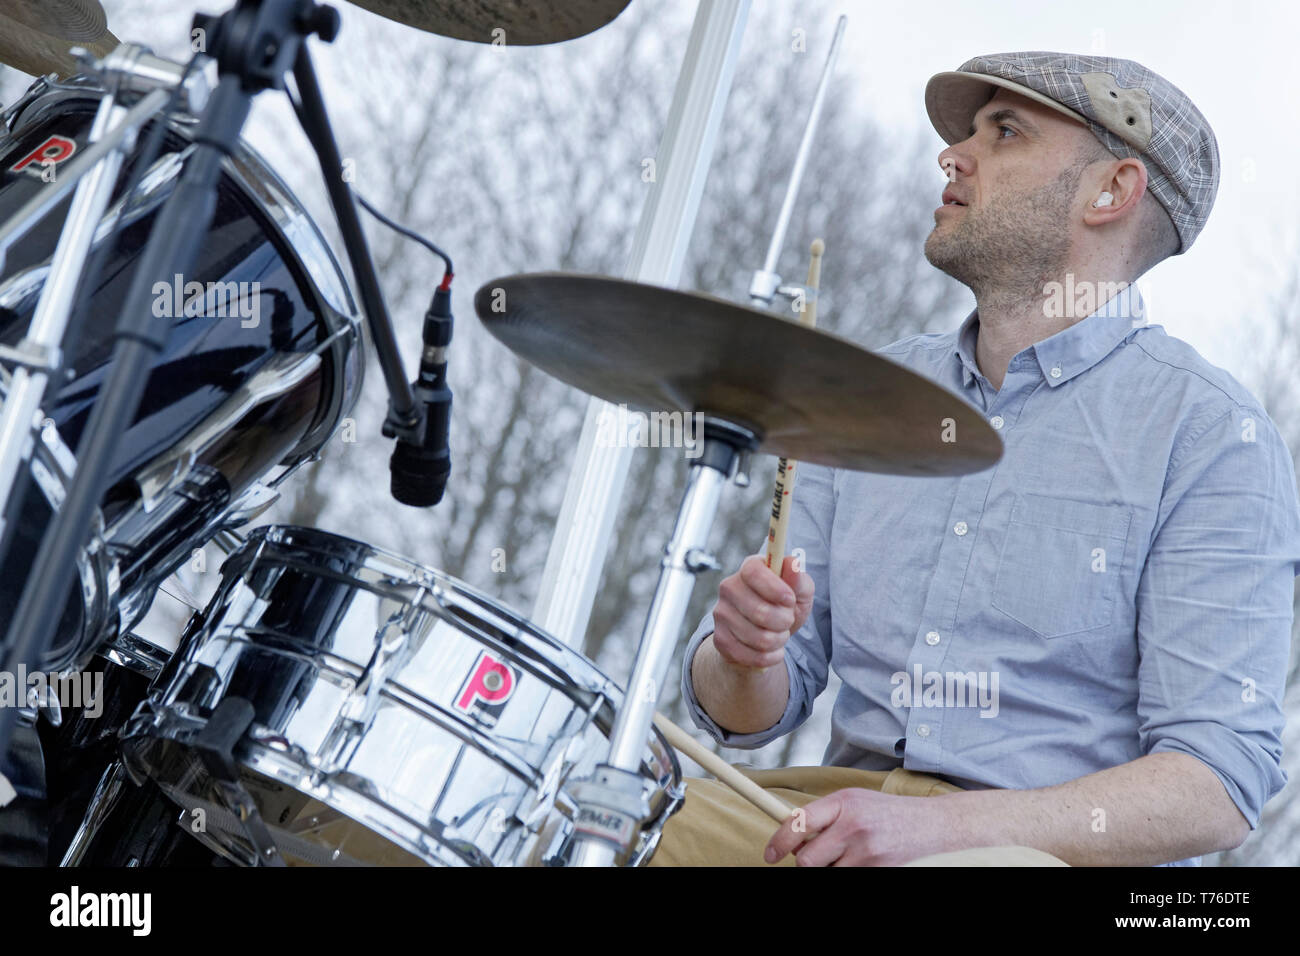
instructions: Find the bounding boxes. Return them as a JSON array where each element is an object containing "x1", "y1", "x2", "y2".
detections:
[
  {"x1": 953, "y1": 521, "x2": 968, "y2": 536},
  {"x1": 1049, "y1": 366, "x2": 1062, "y2": 379},
  {"x1": 990, "y1": 415, "x2": 1004, "y2": 430},
  {"x1": 917, "y1": 724, "x2": 931, "y2": 737},
  {"x1": 925, "y1": 630, "x2": 941, "y2": 645}
]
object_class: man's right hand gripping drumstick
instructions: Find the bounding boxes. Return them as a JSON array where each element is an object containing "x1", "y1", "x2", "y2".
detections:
[
  {"x1": 691, "y1": 238, "x2": 821, "y2": 737},
  {"x1": 690, "y1": 554, "x2": 815, "y2": 735}
]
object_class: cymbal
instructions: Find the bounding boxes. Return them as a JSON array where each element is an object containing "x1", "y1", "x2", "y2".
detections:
[
  {"x1": 473, "y1": 274, "x2": 1003, "y2": 476},
  {"x1": 0, "y1": 0, "x2": 118, "y2": 79},
  {"x1": 345, "y1": 0, "x2": 630, "y2": 45}
]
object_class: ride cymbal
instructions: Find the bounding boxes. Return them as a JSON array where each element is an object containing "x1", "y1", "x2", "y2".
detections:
[
  {"x1": 345, "y1": 0, "x2": 630, "y2": 45},
  {"x1": 0, "y1": 0, "x2": 117, "y2": 79},
  {"x1": 473, "y1": 273, "x2": 1002, "y2": 476}
]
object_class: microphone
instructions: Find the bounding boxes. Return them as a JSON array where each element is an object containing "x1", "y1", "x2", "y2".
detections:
[{"x1": 389, "y1": 279, "x2": 453, "y2": 506}]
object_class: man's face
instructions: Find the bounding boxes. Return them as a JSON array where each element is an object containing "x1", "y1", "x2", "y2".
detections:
[{"x1": 924, "y1": 89, "x2": 1101, "y2": 292}]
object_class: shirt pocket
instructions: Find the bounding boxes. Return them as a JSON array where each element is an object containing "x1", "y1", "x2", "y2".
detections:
[{"x1": 991, "y1": 492, "x2": 1132, "y2": 639}]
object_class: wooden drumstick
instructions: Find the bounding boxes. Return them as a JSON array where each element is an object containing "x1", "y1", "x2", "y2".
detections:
[
  {"x1": 765, "y1": 239, "x2": 825, "y2": 574},
  {"x1": 653, "y1": 711, "x2": 795, "y2": 822}
]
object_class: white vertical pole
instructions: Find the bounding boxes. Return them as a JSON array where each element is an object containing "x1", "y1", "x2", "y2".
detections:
[{"x1": 531, "y1": 0, "x2": 751, "y2": 650}]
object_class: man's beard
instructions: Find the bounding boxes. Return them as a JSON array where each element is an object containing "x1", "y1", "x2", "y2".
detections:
[{"x1": 924, "y1": 164, "x2": 1081, "y2": 303}]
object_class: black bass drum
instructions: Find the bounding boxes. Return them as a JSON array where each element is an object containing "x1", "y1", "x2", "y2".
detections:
[{"x1": 0, "y1": 74, "x2": 363, "y2": 675}]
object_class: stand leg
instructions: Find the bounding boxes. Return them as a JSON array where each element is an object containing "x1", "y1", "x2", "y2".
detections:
[
  {"x1": 0, "y1": 90, "x2": 130, "y2": 540},
  {"x1": 570, "y1": 421, "x2": 754, "y2": 866}
]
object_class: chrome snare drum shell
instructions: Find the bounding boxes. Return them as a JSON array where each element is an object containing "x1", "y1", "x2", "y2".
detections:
[
  {"x1": 0, "y1": 77, "x2": 364, "y2": 674},
  {"x1": 121, "y1": 525, "x2": 683, "y2": 867}
]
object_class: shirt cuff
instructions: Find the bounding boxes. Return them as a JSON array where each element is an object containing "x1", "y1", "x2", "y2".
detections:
[
  {"x1": 1147, "y1": 725, "x2": 1286, "y2": 830},
  {"x1": 679, "y1": 611, "x2": 806, "y2": 750}
]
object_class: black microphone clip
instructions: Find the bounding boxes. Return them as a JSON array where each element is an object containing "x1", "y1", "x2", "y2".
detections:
[{"x1": 388, "y1": 284, "x2": 453, "y2": 507}]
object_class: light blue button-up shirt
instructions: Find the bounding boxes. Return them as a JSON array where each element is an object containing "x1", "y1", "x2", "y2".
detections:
[{"x1": 681, "y1": 290, "x2": 1300, "y2": 866}]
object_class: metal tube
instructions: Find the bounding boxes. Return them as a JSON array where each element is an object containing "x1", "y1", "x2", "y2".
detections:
[
  {"x1": 571, "y1": 456, "x2": 730, "y2": 868},
  {"x1": 0, "y1": 91, "x2": 137, "y2": 539},
  {"x1": 531, "y1": 0, "x2": 751, "y2": 651},
  {"x1": 290, "y1": 47, "x2": 417, "y2": 427},
  {"x1": 0, "y1": 88, "x2": 169, "y2": 264},
  {"x1": 759, "y1": 15, "x2": 845, "y2": 278},
  {"x1": 606, "y1": 465, "x2": 728, "y2": 769},
  {"x1": 749, "y1": 15, "x2": 846, "y2": 307}
]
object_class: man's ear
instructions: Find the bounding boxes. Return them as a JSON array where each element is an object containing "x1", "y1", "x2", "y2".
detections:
[{"x1": 1083, "y1": 157, "x2": 1148, "y2": 227}]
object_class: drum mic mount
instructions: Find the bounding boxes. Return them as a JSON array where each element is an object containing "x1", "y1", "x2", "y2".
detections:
[
  {"x1": 385, "y1": 281, "x2": 454, "y2": 507},
  {"x1": 354, "y1": 193, "x2": 457, "y2": 508}
]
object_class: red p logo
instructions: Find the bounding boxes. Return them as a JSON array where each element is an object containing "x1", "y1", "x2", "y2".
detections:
[
  {"x1": 11, "y1": 135, "x2": 76, "y2": 175},
  {"x1": 455, "y1": 651, "x2": 516, "y2": 714}
]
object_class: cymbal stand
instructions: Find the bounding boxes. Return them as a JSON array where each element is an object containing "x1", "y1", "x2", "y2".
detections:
[
  {"x1": 569, "y1": 417, "x2": 758, "y2": 867},
  {"x1": 747, "y1": 15, "x2": 845, "y2": 310}
]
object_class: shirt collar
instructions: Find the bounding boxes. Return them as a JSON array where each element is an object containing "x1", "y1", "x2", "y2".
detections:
[
  {"x1": 955, "y1": 309, "x2": 982, "y2": 388},
  {"x1": 953, "y1": 284, "x2": 1146, "y2": 389}
]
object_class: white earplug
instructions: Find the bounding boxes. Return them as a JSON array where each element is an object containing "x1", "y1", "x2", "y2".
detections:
[{"x1": 1092, "y1": 191, "x2": 1114, "y2": 208}]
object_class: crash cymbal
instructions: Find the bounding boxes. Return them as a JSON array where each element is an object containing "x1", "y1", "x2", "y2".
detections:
[
  {"x1": 473, "y1": 274, "x2": 1003, "y2": 476},
  {"x1": 0, "y1": 0, "x2": 118, "y2": 79},
  {"x1": 345, "y1": 0, "x2": 630, "y2": 45}
]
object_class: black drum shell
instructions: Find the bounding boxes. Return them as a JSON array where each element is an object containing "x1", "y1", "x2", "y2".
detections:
[{"x1": 0, "y1": 81, "x2": 363, "y2": 670}]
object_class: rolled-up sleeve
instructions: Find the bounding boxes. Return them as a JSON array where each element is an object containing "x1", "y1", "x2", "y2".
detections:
[
  {"x1": 1136, "y1": 403, "x2": 1300, "y2": 828},
  {"x1": 681, "y1": 462, "x2": 837, "y2": 749}
]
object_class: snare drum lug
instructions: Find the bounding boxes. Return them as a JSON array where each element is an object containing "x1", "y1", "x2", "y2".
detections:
[{"x1": 193, "y1": 697, "x2": 256, "y2": 785}]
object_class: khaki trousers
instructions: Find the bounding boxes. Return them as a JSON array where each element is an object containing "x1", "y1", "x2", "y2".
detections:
[{"x1": 647, "y1": 764, "x2": 1068, "y2": 867}]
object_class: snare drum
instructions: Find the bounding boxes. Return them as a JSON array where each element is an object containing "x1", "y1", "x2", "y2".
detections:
[
  {"x1": 0, "y1": 75, "x2": 363, "y2": 675},
  {"x1": 121, "y1": 525, "x2": 684, "y2": 866}
]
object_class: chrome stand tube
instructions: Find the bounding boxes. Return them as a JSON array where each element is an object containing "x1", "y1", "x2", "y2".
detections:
[
  {"x1": 748, "y1": 15, "x2": 846, "y2": 306},
  {"x1": 0, "y1": 87, "x2": 170, "y2": 540},
  {"x1": 571, "y1": 419, "x2": 756, "y2": 867}
]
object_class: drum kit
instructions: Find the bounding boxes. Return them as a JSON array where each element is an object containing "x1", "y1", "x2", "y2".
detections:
[{"x1": 0, "y1": 0, "x2": 1001, "y2": 867}]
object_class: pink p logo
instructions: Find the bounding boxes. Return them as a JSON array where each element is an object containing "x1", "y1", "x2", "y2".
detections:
[
  {"x1": 455, "y1": 651, "x2": 516, "y2": 714},
  {"x1": 11, "y1": 135, "x2": 76, "y2": 174}
]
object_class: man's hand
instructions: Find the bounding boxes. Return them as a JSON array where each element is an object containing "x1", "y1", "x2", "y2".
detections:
[
  {"x1": 763, "y1": 788, "x2": 955, "y2": 866},
  {"x1": 761, "y1": 753, "x2": 1249, "y2": 866},
  {"x1": 713, "y1": 554, "x2": 815, "y2": 670}
]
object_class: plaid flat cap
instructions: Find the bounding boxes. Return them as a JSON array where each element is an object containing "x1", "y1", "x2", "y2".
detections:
[{"x1": 925, "y1": 52, "x2": 1219, "y2": 254}]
